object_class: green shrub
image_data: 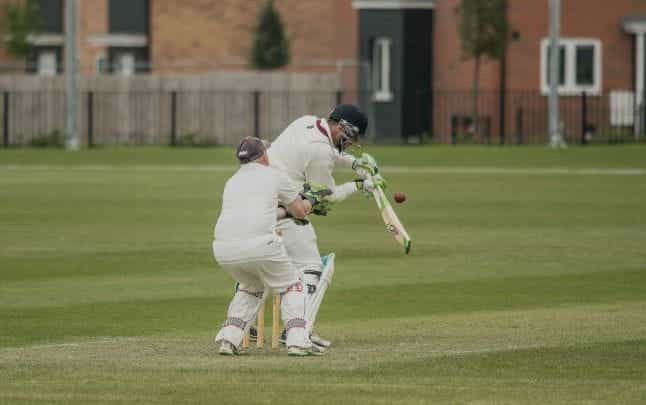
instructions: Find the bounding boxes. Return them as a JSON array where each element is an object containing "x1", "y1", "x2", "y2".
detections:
[
  {"x1": 29, "y1": 129, "x2": 64, "y2": 148},
  {"x1": 176, "y1": 131, "x2": 217, "y2": 147},
  {"x1": 250, "y1": 0, "x2": 290, "y2": 70}
]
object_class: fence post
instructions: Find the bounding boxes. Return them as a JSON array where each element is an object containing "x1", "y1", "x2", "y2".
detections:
[
  {"x1": 336, "y1": 90, "x2": 343, "y2": 105},
  {"x1": 253, "y1": 90, "x2": 261, "y2": 138},
  {"x1": 515, "y1": 107, "x2": 524, "y2": 145},
  {"x1": 580, "y1": 92, "x2": 587, "y2": 145},
  {"x1": 87, "y1": 91, "x2": 94, "y2": 147},
  {"x1": 170, "y1": 91, "x2": 177, "y2": 146},
  {"x1": 499, "y1": 87, "x2": 506, "y2": 146},
  {"x1": 3, "y1": 92, "x2": 8, "y2": 148},
  {"x1": 450, "y1": 116, "x2": 457, "y2": 145}
]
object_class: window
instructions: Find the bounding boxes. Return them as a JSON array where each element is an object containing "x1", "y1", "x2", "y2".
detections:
[
  {"x1": 540, "y1": 38, "x2": 601, "y2": 95},
  {"x1": 37, "y1": 0, "x2": 63, "y2": 33},
  {"x1": 27, "y1": 47, "x2": 61, "y2": 75},
  {"x1": 372, "y1": 37, "x2": 393, "y2": 102},
  {"x1": 109, "y1": 0, "x2": 149, "y2": 34},
  {"x1": 108, "y1": 47, "x2": 148, "y2": 74},
  {"x1": 107, "y1": 0, "x2": 150, "y2": 74},
  {"x1": 96, "y1": 55, "x2": 108, "y2": 75},
  {"x1": 546, "y1": 45, "x2": 566, "y2": 86},
  {"x1": 575, "y1": 46, "x2": 595, "y2": 86}
]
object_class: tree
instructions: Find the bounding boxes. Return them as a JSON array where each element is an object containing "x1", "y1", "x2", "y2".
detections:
[
  {"x1": 4, "y1": 0, "x2": 40, "y2": 59},
  {"x1": 455, "y1": 0, "x2": 511, "y2": 138},
  {"x1": 250, "y1": 0, "x2": 290, "y2": 70}
]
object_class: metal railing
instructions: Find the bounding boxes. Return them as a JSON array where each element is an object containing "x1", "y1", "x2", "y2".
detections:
[{"x1": 428, "y1": 90, "x2": 643, "y2": 145}]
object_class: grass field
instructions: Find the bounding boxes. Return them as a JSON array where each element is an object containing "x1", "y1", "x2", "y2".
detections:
[{"x1": 1, "y1": 145, "x2": 645, "y2": 404}]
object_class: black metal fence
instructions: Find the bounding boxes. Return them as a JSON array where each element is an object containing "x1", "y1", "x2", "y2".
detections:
[
  {"x1": 430, "y1": 90, "x2": 643, "y2": 145},
  {"x1": 0, "y1": 88, "x2": 643, "y2": 147}
]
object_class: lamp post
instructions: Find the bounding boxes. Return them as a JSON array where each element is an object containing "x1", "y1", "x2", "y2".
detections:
[
  {"x1": 548, "y1": 0, "x2": 566, "y2": 148},
  {"x1": 65, "y1": 0, "x2": 79, "y2": 150}
]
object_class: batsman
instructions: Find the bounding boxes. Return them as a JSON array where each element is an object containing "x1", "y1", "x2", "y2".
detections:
[{"x1": 268, "y1": 104, "x2": 384, "y2": 348}]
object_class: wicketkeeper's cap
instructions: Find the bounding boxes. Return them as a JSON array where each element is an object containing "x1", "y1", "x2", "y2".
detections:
[{"x1": 236, "y1": 136, "x2": 266, "y2": 164}]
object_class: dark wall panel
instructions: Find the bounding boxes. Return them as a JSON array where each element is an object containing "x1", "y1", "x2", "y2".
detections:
[{"x1": 402, "y1": 10, "x2": 433, "y2": 138}]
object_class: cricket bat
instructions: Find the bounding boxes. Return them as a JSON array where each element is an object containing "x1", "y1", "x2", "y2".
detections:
[{"x1": 369, "y1": 180, "x2": 412, "y2": 254}]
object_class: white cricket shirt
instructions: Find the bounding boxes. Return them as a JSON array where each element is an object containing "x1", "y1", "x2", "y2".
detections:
[
  {"x1": 214, "y1": 162, "x2": 299, "y2": 242},
  {"x1": 268, "y1": 115, "x2": 357, "y2": 202}
]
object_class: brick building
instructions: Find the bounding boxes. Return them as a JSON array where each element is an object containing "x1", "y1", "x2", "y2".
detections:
[
  {"x1": 1, "y1": 0, "x2": 645, "y2": 143},
  {"x1": 0, "y1": 0, "x2": 357, "y2": 79},
  {"x1": 353, "y1": 0, "x2": 646, "y2": 142}
]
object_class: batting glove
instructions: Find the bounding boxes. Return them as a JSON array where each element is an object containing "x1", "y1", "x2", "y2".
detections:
[
  {"x1": 352, "y1": 153, "x2": 380, "y2": 178},
  {"x1": 355, "y1": 174, "x2": 387, "y2": 194}
]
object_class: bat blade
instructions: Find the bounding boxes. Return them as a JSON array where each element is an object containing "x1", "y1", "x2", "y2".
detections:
[{"x1": 371, "y1": 186, "x2": 412, "y2": 254}]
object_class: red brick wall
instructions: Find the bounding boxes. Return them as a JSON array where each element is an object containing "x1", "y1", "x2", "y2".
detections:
[
  {"x1": 79, "y1": 0, "x2": 108, "y2": 75},
  {"x1": 150, "y1": 0, "x2": 357, "y2": 75},
  {"x1": 0, "y1": 0, "x2": 358, "y2": 82},
  {"x1": 435, "y1": 0, "x2": 646, "y2": 93},
  {"x1": 433, "y1": 0, "x2": 500, "y2": 92}
]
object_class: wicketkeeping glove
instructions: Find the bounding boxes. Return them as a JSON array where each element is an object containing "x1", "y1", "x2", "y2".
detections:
[
  {"x1": 279, "y1": 204, "x2": 310, "y2": 226},
  {"x1": 352, "y1": 153, "x2": 380, "y2": 178},
  {"x1": 292, "y1": 217, "x2": 310, "y2": 226},
  {"x1": 300, "y1": 183, "x2": 333, "y2": 216}
]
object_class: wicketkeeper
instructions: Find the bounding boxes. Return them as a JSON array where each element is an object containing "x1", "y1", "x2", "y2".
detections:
[
  {"x1": 267, "y1": 104, "x2": 384, "y2": 347},
  {"x1": 213, "y1": 137, "x2": 330, "y2": 356}
]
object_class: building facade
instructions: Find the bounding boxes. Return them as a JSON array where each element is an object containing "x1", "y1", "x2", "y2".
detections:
[
  {"x1": 354, "y1": 0, "x2": 646, "y2": 142},
  {"x1": 0, "y1": 0, "x2": 357, "y2": 79}
]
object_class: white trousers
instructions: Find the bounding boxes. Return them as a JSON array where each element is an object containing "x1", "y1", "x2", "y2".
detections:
[
  {"x1": 213, "y1": 236, "x2": 309, "y2": 349},
  {"x1": 276, "y1": 220, "x2": 328, "y2": 331},
  {"x1": 276, "y1": 220, "x2": 321, "y2": 271}
]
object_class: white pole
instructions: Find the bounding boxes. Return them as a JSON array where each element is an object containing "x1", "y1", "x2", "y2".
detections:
[
  {"x1": 65, "y1": 0, "x2": 79, "y2": 150},
  {"x1": 548, "y1": 0, "x2": 565, "y2": 147}
]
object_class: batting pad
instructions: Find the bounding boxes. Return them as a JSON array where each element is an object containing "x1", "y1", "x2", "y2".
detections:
[{"x1": 305, "y1": 253, "x2": 336, "y2": 335}]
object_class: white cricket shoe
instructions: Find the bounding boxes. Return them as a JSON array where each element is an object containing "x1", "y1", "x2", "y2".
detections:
[
  {"x1": 310, "y1": 334, "x2": 332, "y2": 348},
  {"x1": 218, "y1": 340, "x2": 241, "y2": 356},
  {"x1": 280, "y1": 330, "x2": 332, "y2": 349},
  {"x1": 287, "y1": 345, "x2": 326, "y2": 356},
  {"x1": 308, "y1": 344, "x2": 326, "y2": 356}
]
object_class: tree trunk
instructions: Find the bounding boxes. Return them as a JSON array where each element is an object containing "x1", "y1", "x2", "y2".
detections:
[{"x1": 471, "y1": 55, "x2": 481, "y2": 139}]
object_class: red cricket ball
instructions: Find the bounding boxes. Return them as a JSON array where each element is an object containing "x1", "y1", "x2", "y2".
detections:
[{"x1": 394, "y1": 192, "x2": 406, "y2": 203}]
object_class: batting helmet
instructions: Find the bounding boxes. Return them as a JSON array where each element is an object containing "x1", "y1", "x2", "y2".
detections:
[
  {"x1": 328, "y1": 104, "x2": 368, "y2": 152},
  {"x1": 329, "y1": 104, "x2": 368, "y2": 136}
]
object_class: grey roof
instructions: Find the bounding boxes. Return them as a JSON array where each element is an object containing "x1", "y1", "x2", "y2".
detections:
[{"x1": 623, "y1": 15, "x2": 646, "y2": 33}]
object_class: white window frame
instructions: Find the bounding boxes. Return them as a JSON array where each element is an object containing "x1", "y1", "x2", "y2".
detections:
[
  {"x1": 37, "y1": 50, "x2": 57, "y2": 76},
  {"x1": 372, "y1": 37, "x2": 393, "y2": 102},
  {"x1": 540, "y1": 38, "x2": 602, "y2": 96},
  {"x1": 115, "y1": 52, "x2": 136, "y2": 76},
  {"x1": 95, "y1": 55, "x2": 108, "y2": 75}
]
